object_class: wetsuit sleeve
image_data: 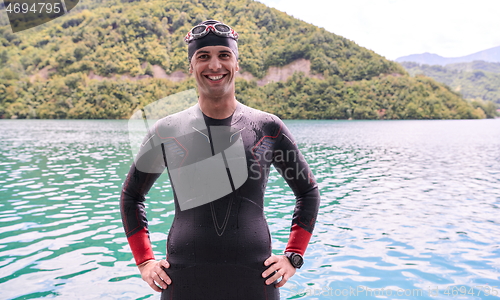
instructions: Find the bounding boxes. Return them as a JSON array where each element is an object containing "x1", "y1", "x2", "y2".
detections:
[
  {"x1": 120, "y1": 126, "x2": 166, "y2": 265},
  {"x1": 272, "y1": 120, "x2": 320, "y2": 256}
]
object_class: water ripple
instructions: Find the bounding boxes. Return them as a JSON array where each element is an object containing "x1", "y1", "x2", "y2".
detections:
[{"x1": 1, "y1": 119, "x2": 500, "y2": 299}]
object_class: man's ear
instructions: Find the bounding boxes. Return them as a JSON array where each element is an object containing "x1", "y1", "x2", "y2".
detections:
[
  {"x1": 189, "y1": 62, "x2": 193, "y2": 74},
  {"x1": 235, "y1": 60, "x2": 239, "y2": 72}
]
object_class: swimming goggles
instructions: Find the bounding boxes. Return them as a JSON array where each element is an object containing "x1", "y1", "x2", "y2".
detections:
[{"x1": 184, "y1": 22, "x2": 239, "y2": 44}]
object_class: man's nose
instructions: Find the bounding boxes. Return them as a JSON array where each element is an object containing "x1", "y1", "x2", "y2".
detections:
[{"x1": 208, "y1": 56, "x2": 221, "y2": 71}]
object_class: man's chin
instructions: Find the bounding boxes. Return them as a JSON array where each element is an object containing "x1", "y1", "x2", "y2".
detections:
[{"x1": 199, "y1": 87, "x2": 233, "y2": 100}]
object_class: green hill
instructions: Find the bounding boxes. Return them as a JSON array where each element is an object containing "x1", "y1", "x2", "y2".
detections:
[
  {"x1": 400, "y1": 61, "x2": 499, "y2": 118},
  {"x1": 445, "y1": 61, "x2": 500, "y2": 74},
  {"x1": 0, "y1": 0, "x2": 487, "y2": 119}
]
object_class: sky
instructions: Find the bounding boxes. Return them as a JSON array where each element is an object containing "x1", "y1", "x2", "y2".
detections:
[{"x1": 256, "y1": 0, "x2": 500, "y2": 61}]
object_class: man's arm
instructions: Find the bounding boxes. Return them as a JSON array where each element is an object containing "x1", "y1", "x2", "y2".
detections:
[
  {"x1": 120, "y1": 126, "x2": 172, "y2": 291},
  {"x1": 262, "y1": 119, "x2": 320, "y2": 287},
  {"x1": 120, "y1": 162, "x2": 161, "y2": 265},
  {"x1": 273, "y1": 121, "x2": 320, "y2": 255}
]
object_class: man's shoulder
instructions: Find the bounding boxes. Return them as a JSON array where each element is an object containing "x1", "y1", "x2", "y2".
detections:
[
  {"x1": 158, "y1": 103, "x2": 199, "y2": 122},
  {"x1": 239, "y1": 103, "x2": 283, "y2": 125},
  {"x1": 152, "y1": 104, "x2": 202, "y2": 137},
  {"x1": 237, "y1": 103, "x2": 288, "y2": 141}
]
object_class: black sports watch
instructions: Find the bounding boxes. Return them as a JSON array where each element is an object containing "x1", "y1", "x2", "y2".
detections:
[{"x1": 284, "y1": 252, "x2": 304, "y2": 269}]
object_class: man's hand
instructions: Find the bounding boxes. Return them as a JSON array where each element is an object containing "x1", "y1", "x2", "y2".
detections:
[
  {"x1": 137, "y1": 259, "x2": 171, "y2": 292},
  {"x1": 262, "y1": 254, "x2": 296, "y2": 287}
]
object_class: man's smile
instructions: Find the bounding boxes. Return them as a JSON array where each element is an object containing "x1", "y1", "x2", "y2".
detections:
[{"x1": 204, "y1": 74, "x2": 227, "y2": 81}]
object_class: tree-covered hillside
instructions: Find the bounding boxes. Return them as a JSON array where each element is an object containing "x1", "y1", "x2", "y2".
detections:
[
  {"x1": 0, "y1": 0, "x2": 487, "y2": 119},
  {"x1": 445, "y1": 61, "x2": 500, "y2": 74},
  {"x1": 401, "y1": 61, "x2": 499, "y2": 118}
]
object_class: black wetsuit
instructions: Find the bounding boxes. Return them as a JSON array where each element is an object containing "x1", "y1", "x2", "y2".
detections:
[{"x1": 120, "y1": 102, "x2": 320, "y2": 300}]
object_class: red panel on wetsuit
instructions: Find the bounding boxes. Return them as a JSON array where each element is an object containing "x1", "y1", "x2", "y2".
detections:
[
  {"x1": 127, "y1": 227, "x2": 155, "y2": 265},
  {"x1": 285, "y1": 224, "x2": 312, "y2": 256}
]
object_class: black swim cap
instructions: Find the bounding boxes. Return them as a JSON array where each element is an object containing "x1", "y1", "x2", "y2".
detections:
[{"x1": 186, "y1": 20, "x2": 239, "y2": 62}]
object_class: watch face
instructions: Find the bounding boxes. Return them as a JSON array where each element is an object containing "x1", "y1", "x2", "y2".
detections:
[
  {"x1": 285, "y1": 252, "x2": 304, "y2": 268},
  {"x1": 292, "y1": 254, "x2": 303, "y2": 267}
]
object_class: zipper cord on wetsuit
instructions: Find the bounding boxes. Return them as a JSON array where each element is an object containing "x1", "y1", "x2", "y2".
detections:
[{"x1": 205, "y1": 124, "x2": 235, "y2": 236}]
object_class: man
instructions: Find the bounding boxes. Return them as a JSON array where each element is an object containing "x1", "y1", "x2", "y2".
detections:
[{"x1": 120, "y1": 20, "x2": 320, "y2": 300}]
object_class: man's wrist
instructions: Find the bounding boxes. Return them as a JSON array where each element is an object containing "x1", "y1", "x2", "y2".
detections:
[
  {"x1": 284, "y1": 252, "x2": 304, "y2": 269},
  {"x1": 137, "y1": 259, "x2": 155, "y2": 267}
]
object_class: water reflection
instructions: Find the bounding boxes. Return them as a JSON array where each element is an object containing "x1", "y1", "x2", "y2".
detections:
[
  {"x1": 280, "y1": 119, "x2": 500, "y2": 299},
  {"x1": 0, "y1": 119, "x2": 499, "y2": 299}
]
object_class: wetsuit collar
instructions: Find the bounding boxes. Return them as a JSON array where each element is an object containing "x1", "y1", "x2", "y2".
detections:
[{"x1": 194, "y1": 101, "x2": 244, "y2": 125}]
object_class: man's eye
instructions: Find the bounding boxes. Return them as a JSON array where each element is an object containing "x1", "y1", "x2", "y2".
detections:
[
  {"x1": 220, "y1": 54, "x2": 230, "y2": 58},
  {"x1": 198, "y1": 55, "x2": 209, "y2": 59}
]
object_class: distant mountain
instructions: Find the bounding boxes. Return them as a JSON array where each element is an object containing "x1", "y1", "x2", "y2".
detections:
[
  {"x1": 396, "y1": 46, "x2": 500, "y2": 65},
  {"x1": 400, "y1": 61, "x2": 500, "y2": 118}
]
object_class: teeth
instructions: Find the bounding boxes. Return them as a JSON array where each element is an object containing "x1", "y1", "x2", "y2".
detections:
[{"x1": 208, "y1": 75, "x2": 224, "y2": 81}]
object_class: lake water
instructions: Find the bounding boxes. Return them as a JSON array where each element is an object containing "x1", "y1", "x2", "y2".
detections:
[{"x1": 1, "y1": 119, "x2": 499, "y2": 300}]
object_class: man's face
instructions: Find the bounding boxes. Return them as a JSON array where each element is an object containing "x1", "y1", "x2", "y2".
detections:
[{"x1": 189, "y1": 45, "x2": 239, "y2": 99}]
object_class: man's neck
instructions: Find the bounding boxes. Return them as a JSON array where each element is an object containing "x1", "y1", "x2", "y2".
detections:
[{"x1": 198, "y1": 94, "x2": 237, "y2": 119}]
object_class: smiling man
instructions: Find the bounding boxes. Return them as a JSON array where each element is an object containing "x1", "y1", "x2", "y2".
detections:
[
  {"x1": 187, "y1": 21, "x2": 241, "y2": 119},
  {"x1": 120, "y1": 20, "x2": 320, "y2": 300}
]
